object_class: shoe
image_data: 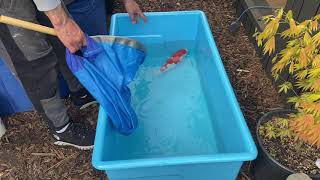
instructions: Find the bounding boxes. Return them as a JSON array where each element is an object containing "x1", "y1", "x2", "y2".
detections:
[
  {"x1": 52, "y1": 121, "x2": 95, "y2": 150},
  {"x1": 70, "y1": 88, "x2": 98, "y2": 110}
]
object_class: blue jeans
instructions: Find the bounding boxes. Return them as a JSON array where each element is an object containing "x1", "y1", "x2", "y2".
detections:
[{"x1": 68, "y1": 0, "x2": 108, "y2": 36}]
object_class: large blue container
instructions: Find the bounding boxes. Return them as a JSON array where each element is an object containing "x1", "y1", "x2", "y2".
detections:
[{"x1": 92, "y1": 11, "x2": 257, "y2": 180}]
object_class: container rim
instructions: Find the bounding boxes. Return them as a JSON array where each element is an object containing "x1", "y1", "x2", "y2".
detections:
[{"x1": 93, "y1": 10, "x2": 257, "y2": 171}]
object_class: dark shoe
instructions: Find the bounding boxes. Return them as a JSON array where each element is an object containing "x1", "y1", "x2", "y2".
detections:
[
  {"x1": 52, "y1": 122, "x2": 95, "y2": 150},
  {"x1": 70, "y1": 88, "x2": 98, "y2": 110}
]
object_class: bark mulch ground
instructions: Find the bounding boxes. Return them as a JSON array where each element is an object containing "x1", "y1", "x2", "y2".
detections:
[{"x1": 0, "y1": 0, "x2": 284, "y2": 179}]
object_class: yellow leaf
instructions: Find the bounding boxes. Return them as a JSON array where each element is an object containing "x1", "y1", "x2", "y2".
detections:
[
  {"x1": 289, "y1": 19, "x2": 297, "y2": 33},
  {"x1": 307, "y1": 93, "x2": 320, "y2": 102},
  {"x1": 257, "y1": 32, "x2": 267, "y2": 43},
  {"x1": 286, "y1": 10, "x2": 293, "y2": 21},
  {"x1": 296, "y1": 24, "x2": 305, "y2": 36},
  {"x1": 299, "y1": 48, "x2": 308, "y2": 67},
  {"x1": 278, "y1": 82, "x2": 292, "y2": 94},
  {"x1": 262, "y1": 15, "x2": 274, "y2": 23},
  {"x1": 272, "y1": 62, "x2": 286, "y2": 74},
  {"x1": 283, "y1": 18, "x2": 304, "y2": 37},
  {"x1": 287, "y1": 39, "x2": 299, "y2": 47},
  {"x1": 314, "y1": 14, "x2": 320, "y2": 20},
  {"x1": 301, "y1": 20, "x2": 310, "y2": 26},
  {"x1": 264, "y1": 36, "x2": 276, "y2": 55},
  {"x1": 278, "y1": 46, "x2": 296, "y2": 66},
  {"x1": 281, "y1": 29, "x2": 292, "y2": 38},
  {"x1": 272, "y1": 19, "x2": 280, "y2": 35},
  {"x1": 303, "y1": 32, "x2": 312, "y2": 45},
  {"x1": 311, "y1": 20, "x2": 318, "y2": 32},
  {"x1": 264, "y1": 19, "x2": 280, "y2": 38},
  {"x1": 295, "y1": 70, "x2": 308, "y2": 80},
  {"x1": 289, "y1": 62, "x2": 295, "y2": 74},
  {"x1": 305, "y1": 44, "x2": 314, "y2": 55},
  {"x1": 271, "y1": 55, "x2": 278, "y2": 63},
  {"x1": 312, "y1": 55, "x2": 320, "y2": 67},
  {"x1": 276, "y1": 8, "x2": 284, "y2": 19},
  {"x1": 257, "y1": 38, "x2": 263, "y2": 47},
  {"x1": 311, "y1": 80, "x2": 320, "y2": 92},
  {"x1": 309, "y1": 67, "x2": 320, "y2": 78},
  {"x1": 312, "y1": 31, "x2": 320, "y2": 45},
  {"x1": 273, "y1": 73, "x2": 280, "y2": 81}
]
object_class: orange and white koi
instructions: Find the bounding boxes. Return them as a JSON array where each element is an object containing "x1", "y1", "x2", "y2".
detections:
[{"x1": 160, "y1": 49, "x2": 188, "y2": 72}]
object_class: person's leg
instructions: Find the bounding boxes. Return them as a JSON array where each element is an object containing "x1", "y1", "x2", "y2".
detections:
[
  {"x1": 0, "y1": 0, "x2": 94, "y2": 149},
  {"x1": 35, "y1": 0, "x2": 107, "y2": 109},
  {"x1": 35, "y1": 12, "x2": 83, "y2": 93},
  {"x1": 0, "y1": 0, "x2": 68, "y2": 130},
  {"x1": 36, "y1": 6, "x2": 98, "y2": 109},
  {"x1": 35, "y1": 1, "x2": 82, "y2": 93}
]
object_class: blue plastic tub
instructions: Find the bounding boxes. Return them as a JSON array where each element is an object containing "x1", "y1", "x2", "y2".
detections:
[
  {"x1": 92, "y1": 11, "x2": 257, "y2": 180},
  {"x1": 0, "y1": 59, "x2": 33, "y2": 115}
]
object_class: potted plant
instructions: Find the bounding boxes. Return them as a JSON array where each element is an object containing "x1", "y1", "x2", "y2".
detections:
[{"x1": 251, "y1": 8, "x2": 320, "y2": 179}]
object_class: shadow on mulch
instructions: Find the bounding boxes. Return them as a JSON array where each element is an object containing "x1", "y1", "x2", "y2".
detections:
[{"x1": 0, "y1": 0, "x2": 284, "y2": 179}]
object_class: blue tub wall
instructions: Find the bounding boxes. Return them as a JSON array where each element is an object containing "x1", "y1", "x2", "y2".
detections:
[
  {"x1": 107, "y1": 161, "x2": 243, "y2": 180},
  {"x1": 193, "y1": 13, "x2": 254, "y2": 154}
]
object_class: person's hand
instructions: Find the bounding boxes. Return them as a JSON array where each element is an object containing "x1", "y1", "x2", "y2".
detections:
[
  {"x1": 124, "y1": 0, "x2": 147, "y2": 24},
  {"x1": 53, "y1": 18, "x2": 86, "y2": 53},
  {"x1": 45, "y1": 4, "x2": 86, "y2": 53}
]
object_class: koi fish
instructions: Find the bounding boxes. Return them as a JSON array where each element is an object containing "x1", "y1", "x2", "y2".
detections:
[{"x1": 160, "y1": 49, "x2": 188, "y2": 72}]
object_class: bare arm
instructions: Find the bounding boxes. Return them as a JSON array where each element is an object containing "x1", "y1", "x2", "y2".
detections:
[
  {"x1": 32, "y1": 1, "x2": 85, "y2": 53},
  {"x1": 44, "y1": 4, "x2": 86, "y2": 53}
]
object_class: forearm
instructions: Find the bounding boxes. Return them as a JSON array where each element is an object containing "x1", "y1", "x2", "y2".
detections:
[
  {"x1": 44, "y1": 4, "x2": 69, "y2": 28},
  {"x1": 38, "y1": 2, "x2": 85, "y2": 53}
]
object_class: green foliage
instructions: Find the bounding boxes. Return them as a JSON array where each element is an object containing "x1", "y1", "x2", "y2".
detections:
[{"x1": 259, "y1": 118, "x2": 292, "y2": 142}]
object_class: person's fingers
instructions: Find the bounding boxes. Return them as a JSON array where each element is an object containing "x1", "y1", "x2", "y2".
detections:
[
  {"x1": 68, "y1": 46, "x2": 77, "y2": 53},
  {"x1": 70, "y1": 38, "x2": 83, "y2": 53},
  {"x1": 139, "y1": 11, "x2": 147, "y2": 23},
  {"x1": 135, "y1": 12, "x2": 140, "y2": 24},
  {"x1": 65, "y1": 39, "x2": 82, "y2": 53},
  {"x1": 71, "y1": 37, "x2": 82, "y2": 51},
  {"x1": 129, "y1": 12, "x2": 135, "y2": 24},
  {"x1": 70, "y1": 43, "x2": 78, "y2": 53}
]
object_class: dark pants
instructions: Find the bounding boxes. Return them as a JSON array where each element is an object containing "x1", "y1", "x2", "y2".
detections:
[{"x1": 0, "y1": 0, "x2": 107, "y2": 130}]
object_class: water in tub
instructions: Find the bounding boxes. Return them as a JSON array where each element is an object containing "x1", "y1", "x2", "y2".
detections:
[{"x1": 113, "y1": 41, "x2": 219, "y2": 159}]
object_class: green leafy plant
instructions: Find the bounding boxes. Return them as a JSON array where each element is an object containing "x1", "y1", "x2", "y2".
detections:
[
  {"x1": 254, "y1": 8, "x2": 320, "y2": 147},
  {"x1": 259, "y1": 118, "x2": 292, "y2": 142}
]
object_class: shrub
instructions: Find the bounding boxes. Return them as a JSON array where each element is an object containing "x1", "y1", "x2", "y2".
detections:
[{"x1": 254, "y1": 8, "x2": 320, "y2": 147}]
